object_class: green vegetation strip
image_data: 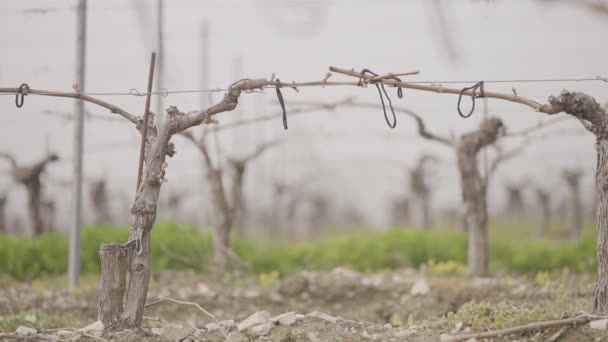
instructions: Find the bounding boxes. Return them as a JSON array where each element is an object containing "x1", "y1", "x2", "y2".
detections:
[{"x1": 0, "y1": 222, "x2": 596, "y2": 281}]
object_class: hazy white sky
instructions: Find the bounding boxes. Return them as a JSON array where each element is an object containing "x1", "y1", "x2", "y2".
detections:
[{"x1": 0, "y1": 0, "x2": 606, "y2": 228}]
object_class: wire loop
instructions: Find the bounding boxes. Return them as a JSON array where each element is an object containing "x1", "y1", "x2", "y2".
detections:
[
  {"x1": 15, "y1": 83, "x2": 29, "y2": 108},
  {"x1": 275, "y1": 79, "x2": 288, "y2": 130},
  {"x1": 130, "y1": 88, "x2": 145, "y2": 96},
  {"x1": 359, "y1": 69, "x2": 398, "y2": 128},
  {"x1": 457, "y1": 81, "x2": 485, "y2": 118}
]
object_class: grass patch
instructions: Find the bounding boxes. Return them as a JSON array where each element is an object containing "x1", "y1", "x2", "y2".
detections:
[
  {"x1": 0, "y1": 311, "x2": 83, "y2": 332},
  {"x1": 0, "y1": 222, "x2": 596, "y2": 281}
]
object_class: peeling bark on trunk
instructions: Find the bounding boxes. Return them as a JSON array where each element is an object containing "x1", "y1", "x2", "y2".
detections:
[
  {"x1": 595, "y1": 139, "x2": 608, "y2": 313},
  {"x1": 114, "y1": 123, "x2": 172, "y2": 329},
  {"x1": 536, "y1": 91, "x2": 608, "y2": 314},
  {"x1": 563, "y1": 169, "x2": 583, "y2": 240},
  {"x1": 98, "y1": 243, "x2": 129, "y2": 325},
  {"x1": 536, "y1": 189, "x2": 551, "y2": 236}
]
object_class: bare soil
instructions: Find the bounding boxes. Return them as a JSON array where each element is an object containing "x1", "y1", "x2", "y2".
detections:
[{"x1": 0, "y1": 268, "x2": 604, "y2": 341}]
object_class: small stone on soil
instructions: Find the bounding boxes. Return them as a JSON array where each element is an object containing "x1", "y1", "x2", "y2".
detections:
[
  {"x1": 590, "y1": 318, "x2": 608, "y2": 330},
  {"x1": 79, "y1": 320, "x2": 104, "y2": 337},
  {"x1": 307, "y1": 310, "x2": 338, "y2": 323},
  {"x1": 439, "y1": 333, "x2": 453, "y2": 342},
  {"x1": 237, "y1": 311, "x2": 271, "y2": 331},
  {"x1": 226, "y1": 331, "x2": 245, "y2": 342},
  {"x1": 250, "y1": 322, "x2": 273, "y2": 336},
  {"x1": 15, "y1": 326, "x2": 37, "y2": 336},
  {"x1": 57, "y1": 329, "x2": 75, "y2": 336},
  {"x1": 161, "y1": 323, "x2": 195, "y2": 341},
  {"x1": 219, "y1": 319, "x2": 235, "y2": 327},
  {"x1": 410, "y1": 278, "x2": 430, "y2": 295},
  {"x1": 451, "y1": 321, "x2": 463, "y2": 333},
  {"x1": 205, "y1": 322, "x2": 221, "y2": 331},
  {"x1": 270, "y1": 311, "x2": 297, "y2": 326},
  {"x1": 307, "y1": 331, "x2": 320, "y2": 342},
  {"x1": 151, "y1": 327, "x2": 163, "y2": 335}
]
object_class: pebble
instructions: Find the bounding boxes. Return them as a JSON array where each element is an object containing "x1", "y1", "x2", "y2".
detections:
[
  {"x1": 410, "y1": 278, "x2": 430, "y2": 295},
  {"x1": 226, "y1": 331, "x2": 245, "y2": 342},
  {"x1": 451, "y1": 321, "x2": 463, "y2": 333},
  {"x1": 307, "y1": 331, "x2": 320, "y2": 342},
  {"x1": 250, "y1": 322, "x2": 273, "y2": 336},
  {"x1": 150, "y1": 327, "x2": 163, "y2": 335},
  {"x1": 590, "y1": 318, "x2": 608, "y2": 330},
  {"x1": 439, "y1": 333, "x2": 453, "y2": 342},
  {"x1": 205, "y1": 322, "x2": 221, "y2": 331},
  {"x1": 219, "y1": 319, "x2": 235, "y2": 327},
  {"x1": 237, "y1": 311, "x2": 271, "y2": 331},
  {"x1": 161, "y1": 324, "x2": 195, "y2": 341},
  {"x1": 307, "y1": 310, "x2": 338, "y2": 323},
  {"x1": 271, "y1": 312, "x2": 297, "y2": 326},
  {"x1": 57, "y1": 330, "x2": 75, "y2": 336},
  {"x1": 79, "y1": 320, "x2": 104, "y2": 337},
  {"x1": 15, "y1": 326, "x2": 37, "y2": 336}
]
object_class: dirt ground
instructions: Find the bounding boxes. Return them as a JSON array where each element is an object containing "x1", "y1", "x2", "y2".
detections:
[{"x1": 0, "y1": 268, "x2": 606, "y2": 341}]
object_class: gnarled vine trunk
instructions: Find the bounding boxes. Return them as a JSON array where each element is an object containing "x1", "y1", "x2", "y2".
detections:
[
  {"x1": 536, "y1": 189, "x2": 551, "y2": 236},
  {"x1": 456, "y1": 118, "x2": 503, "y2": 277},
  {"x1": 563, "y1": 169, "x2": 583, "y2": 240},
  {"x1": 25, "y1": 179, "x2": 44, "y2": 235},
  {"x1": 391, "y1": 196, "x2": 410, "y2": 227},
  {"x1": 91, "y1": 180, "x2": 112, "y2": 225},
  {"x1": 505, "y1": 185, "x2": 525, "y2": 220},
  {"x1": 0, "y1": 153, "x2": 59, "y2": 236},
  {"x1": 114, "y1": 124, "x2": 172, "y2": 329},
  {"x1": 207, "y1": 168, "x2": 234, "y2": 272},
  {"x1": 457, "y1": 144, "x2": 489, "y2": 277},
  {"x1": 41, "y1": 198, "x2": 56, "y2": 233},
  {"x1": 594, "y1": 139, "x2": 608, "y2": 313}
]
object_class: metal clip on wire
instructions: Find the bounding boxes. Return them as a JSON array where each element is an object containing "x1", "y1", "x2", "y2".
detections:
[
  {"x1": 275, "y1": 79, "x2": 288, "y2": 130},
  {"x1": 15, "y1": 83, "x2": 29, "y2": 108},
  {"x1": 457, "y1": 81, "x2": 485, "y2": 118},
  {"x1": 359, "y1": 69, "x2": 398, "y2": 129}
]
